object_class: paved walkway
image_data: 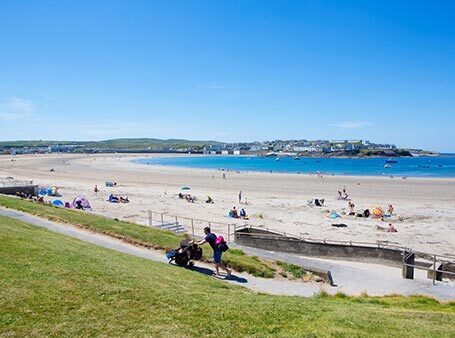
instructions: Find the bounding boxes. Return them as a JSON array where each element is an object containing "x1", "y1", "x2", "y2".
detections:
[
  {"x1": 235, "y1": 245, "x2": 455, "y2": 301},
  {"x1": 1, "y1": 207, "x2": 453, "y2": 301},
  {"x1": 0, "y1": 207, "x2": 324, "y2": 297}
]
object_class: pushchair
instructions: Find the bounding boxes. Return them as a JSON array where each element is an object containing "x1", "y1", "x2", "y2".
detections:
[{"x1": 166, "y1": 240, "x2": 203, "y2": 267}]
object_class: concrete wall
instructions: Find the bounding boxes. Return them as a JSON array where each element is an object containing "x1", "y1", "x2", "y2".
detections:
[
  {"x1": 0, "y1": 185, "x2": 38, "y2": 197},
  {"x1": 235, "y1": 227, "x2": 404, "y2": 268}
]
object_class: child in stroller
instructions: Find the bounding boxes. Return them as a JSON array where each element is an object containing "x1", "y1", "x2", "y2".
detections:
[{"x1": 166, "y1": 240, "x2": 203, "y2": 266}]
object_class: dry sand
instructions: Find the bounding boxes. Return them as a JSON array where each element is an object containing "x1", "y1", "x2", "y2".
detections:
[{"x1": 1, "y1": 153, "x2": 454, "y2": 256}]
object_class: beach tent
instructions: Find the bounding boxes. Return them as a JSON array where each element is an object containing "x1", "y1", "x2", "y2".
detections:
[
  {"x1": 370, "y1": 207, "x2": 384, "y2": 218},
  {"x1": 38, "y1": 186, "x2": 61, "y2": 197},
  {"x1": 52, "y1": 199, "x2": 64, "y2": 207},
  {"x1": 71, "y1": 195, "x2": 91, "y2": 209},
  {"x1": 181, "y1": 186, "x2": 191, "y2": 191}
]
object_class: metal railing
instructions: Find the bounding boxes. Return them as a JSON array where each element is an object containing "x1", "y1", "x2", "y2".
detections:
[
  {"x1": 145, "y1": 210, "x2": 455, "y2": 284},
  {"x1": 234, "y1": 224, "x2": 414, "y2": 252},
  {"x1": 402, "y1": 251, "x2": 455, "y2": 285},
  {"x1": 236, "y1": 225, "x2": 455, "y2": 285},
  {"x1": 147, "y1": 209, "x2": 240, "y2": 242}
]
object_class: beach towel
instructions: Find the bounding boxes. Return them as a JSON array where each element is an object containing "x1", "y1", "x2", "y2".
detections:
[{"x1": 329, "y1": 211, "x2": 341, "y2": 219}]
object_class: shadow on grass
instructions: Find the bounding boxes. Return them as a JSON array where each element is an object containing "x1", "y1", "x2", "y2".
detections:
[{"x1": 185, "y1": 264, "x2": 248, "y2": 284}]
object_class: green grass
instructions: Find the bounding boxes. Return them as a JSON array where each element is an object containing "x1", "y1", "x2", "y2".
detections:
[
  {"x1": 1, "y1": 216, "x2": 454, "y2": 337},
  {"x1": 0, "y1": 138, "x2": 220, "y2": 150},
  {"x1": 276, "y1": 261, "x2": 307, "y2": 279},
  {"x1": 0, "y1": 195, "x2": 277, "y2": 278}
]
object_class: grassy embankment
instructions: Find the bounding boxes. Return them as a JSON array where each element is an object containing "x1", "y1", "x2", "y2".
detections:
[
  {"x1": 1, "y1": 215, "x2": 454, "y2": 337},
  {"x1": 0, "y1": 195, "x2": 282, "y2": 278}
]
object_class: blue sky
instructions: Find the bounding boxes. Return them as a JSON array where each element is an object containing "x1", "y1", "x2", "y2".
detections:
[{"x1": 0, "y1": 1, "x2": 454, "y2": 151}]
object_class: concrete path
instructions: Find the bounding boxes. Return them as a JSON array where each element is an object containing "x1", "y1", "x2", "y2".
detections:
[
  {"x1": 1, "y1": 207, "x2": 453, "y2": 301},
  {"x1": 0, "y1": 207, "x2": 325, "y2": 297},
  {"x1": 235, "y1": 245, "x2": 455, "y2": 301}
]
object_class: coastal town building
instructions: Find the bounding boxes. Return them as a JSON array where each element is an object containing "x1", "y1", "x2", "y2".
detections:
[{"x1": 0, "y1": 139, "x2": 433, "y2": 156}]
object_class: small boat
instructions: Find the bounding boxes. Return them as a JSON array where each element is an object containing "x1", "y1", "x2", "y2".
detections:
[
  {"x1": 385, "y1": 157, "x2": 398, "y2": 164},
  {"x1": 384, "y1": 164, "x2": 392, "y2": 168}
]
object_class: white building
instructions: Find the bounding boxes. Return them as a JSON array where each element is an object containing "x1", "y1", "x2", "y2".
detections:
[{"x1": 294, "y1": 146, "x2": 323, "y2": 152}]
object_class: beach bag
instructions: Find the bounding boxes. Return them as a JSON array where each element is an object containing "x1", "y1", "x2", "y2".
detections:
[{"x1": 215, "y1": 236, "x2": 229, "y2": 252}]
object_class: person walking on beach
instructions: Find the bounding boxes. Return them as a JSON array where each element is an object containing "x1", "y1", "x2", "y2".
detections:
[
  {"x1": 198, "y1": 227, "x2": 231, "y2": 277},
  {"x1": 94, "y1": 185, "x2": 99, "y2": 196},
  {"x1": 239, "y1": 190, "x2": 242, "y2": 203}
]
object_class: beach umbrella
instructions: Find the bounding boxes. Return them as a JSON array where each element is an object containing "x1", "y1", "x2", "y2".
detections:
[{"x1": 370, "y1": 207, "x2": 383, "y2": 218}]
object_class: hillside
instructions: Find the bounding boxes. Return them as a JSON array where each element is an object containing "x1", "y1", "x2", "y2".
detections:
[
  {"x1": 0, "y1": 138, "x2": 220, "y2": 151},
  {"x1": 1, "y1": 215, "x2": 454, "y2": 337}
]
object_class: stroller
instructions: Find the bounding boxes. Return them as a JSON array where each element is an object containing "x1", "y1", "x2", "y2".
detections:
[{"x1": 166, "y1": 240, "x2": 203, "y2": 267}]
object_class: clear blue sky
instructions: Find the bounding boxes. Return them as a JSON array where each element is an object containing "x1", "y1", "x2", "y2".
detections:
[{"x1": 1, "y1": 1, "x2": 454, "y2": 151}]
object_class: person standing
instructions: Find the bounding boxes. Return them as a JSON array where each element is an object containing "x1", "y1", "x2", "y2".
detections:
[
  {"x1": 348, "y1": 201, "x2": 355, "y2": 215},
  {"x1": 94, "y1": 185, "x2": 99, "y2": 196},
  {"x1": 238, "y1": 190, "x2": 242, "y2": 203},
  {"x1": 198, "y1": 227, "x2": 231, "y2": 277}
]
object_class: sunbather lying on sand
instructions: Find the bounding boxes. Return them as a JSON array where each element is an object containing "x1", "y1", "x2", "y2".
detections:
[
  {"x1": 387, "y1": 223, "x2": 397, "y2": 233},
  {"x1": 108, "y1": 194, "x2": 129, "y2": 203}
]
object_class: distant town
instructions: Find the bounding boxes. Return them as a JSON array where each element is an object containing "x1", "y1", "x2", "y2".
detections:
[{"x1": 0, "y1": 138, "x2": 438, "y2": 157}]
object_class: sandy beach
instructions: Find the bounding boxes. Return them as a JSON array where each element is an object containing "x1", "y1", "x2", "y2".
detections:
[{"x1": 1, "y1": 153, "x2": 454, "y2": 256}]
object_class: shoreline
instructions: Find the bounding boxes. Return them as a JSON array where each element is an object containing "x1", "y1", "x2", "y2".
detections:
[
  {"x1": 3, "y1": 152, "x2": 455, "y2": 182},
  {"x1": 132, "y1": 154, "x2": 455, "y2": 181}
]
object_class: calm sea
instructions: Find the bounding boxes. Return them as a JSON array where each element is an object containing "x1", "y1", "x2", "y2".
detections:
[{"x1": 135, "y1": 155, "x2": 455, "y2": 178}]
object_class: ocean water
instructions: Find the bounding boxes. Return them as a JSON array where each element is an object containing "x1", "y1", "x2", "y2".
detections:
[{"x1": 134, "y1": 155, "x2": 455, "y2": 178}]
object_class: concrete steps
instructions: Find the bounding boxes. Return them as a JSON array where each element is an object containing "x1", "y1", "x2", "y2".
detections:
[{"x1": 153, "y1": 221, "x2": 186, "y2": 234}]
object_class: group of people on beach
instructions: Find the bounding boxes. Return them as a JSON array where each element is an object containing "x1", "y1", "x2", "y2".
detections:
[
  {"x1": 228, "y1": 206, "x2": 248, "y2": 219},
  {"x1": 306, "y1": 186, "x2": 399, "y2": 232},
  {"x1": 343, "y1": 195, "x2": 397, "y2": 232},
  {"x1": 178, "y1": 192, "x2": 196, "y2": 203},
  {"x1": 337, "y1": 189, "x2": 349, "y2": 200},
  {"x1": 108, "y1": 193, "x2": 130, "y2": 203}
]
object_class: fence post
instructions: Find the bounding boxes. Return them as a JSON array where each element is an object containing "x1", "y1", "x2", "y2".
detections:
[
  {"x1": 148, "y1": 210, "x2": 152, "y2": 227},
  {"x1": 191, "y1": 219, "x2": 195, "y2": 236},
  {"x1": 402, "y1": 250, "x2": 415, "y2": 279},
  {"x1": 228, "y1": 224, "x2": 231, "y2": 243},
  {"x1": 161, "y1": 213, "x2": 164, "y2": 226},
  {"x1": 175, "y1": 216, "x2": 178, "y2": 226},
  {"x1": 433, "y1": 255, "x2": 437, "y2": 285}
]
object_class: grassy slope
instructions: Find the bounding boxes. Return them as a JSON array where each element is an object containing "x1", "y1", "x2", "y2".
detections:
[
  {"x1": 0, "y1": 195, "x2": 276, "y2": 278},
  {"x1": 0, "y1": 138, "x2": 220, "y2": 149},
  {"x1": 1, "y1": 216, "x2": 454, "y2": 337}
]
